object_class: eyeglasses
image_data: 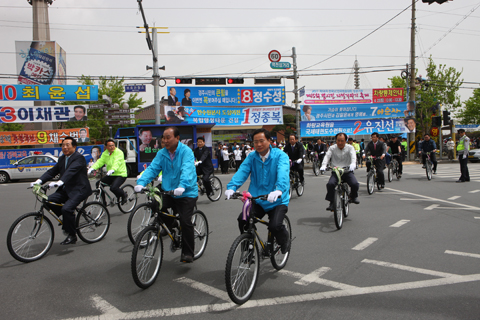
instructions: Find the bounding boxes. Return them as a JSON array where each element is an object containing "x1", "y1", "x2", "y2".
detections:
[
  {"x1": 61, "y1": 144, "x2": 72, "y2": 147},
  {"x1": 253, "y1": 140, "x2": 267, "y2": 145}
]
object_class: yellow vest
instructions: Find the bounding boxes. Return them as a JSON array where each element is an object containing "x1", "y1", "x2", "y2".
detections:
[{"x1": 457, "y1": 137, "x2": 465, "y2": 151}]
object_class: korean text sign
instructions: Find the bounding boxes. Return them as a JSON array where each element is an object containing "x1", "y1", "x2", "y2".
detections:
[
  {"x1": 0, "y1": 84, "x2": 98, "y2": 101},
  {"x1": 300, "y1": 102, "x2": 408, "y2": 121},
  {"x1": 303, "y1": 88, "x2": 404, "y2": 105},
  {"x1": 166, "y1": 86, "x2": 285, "y2": 106},
  {"x1": 300, "y1": 119, "x2": 409, "y2": 137},
  {"x1": 0, "y1": 105, "x2": 89, "y2": 123},
  {"x1": 0, "y1": 128, "x2": 89, "y2": 147}
]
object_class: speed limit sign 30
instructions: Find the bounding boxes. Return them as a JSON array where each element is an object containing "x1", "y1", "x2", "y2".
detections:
[{"x1": 268, "y1": 50, "x2": 281, "y2": 62}]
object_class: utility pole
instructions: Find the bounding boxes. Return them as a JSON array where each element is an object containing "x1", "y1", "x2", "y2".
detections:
[
  {"x1": 292, "y1": 47, "x2": 300, "y2": 138},
  {"x1": 408, "y1": 0, "x2": 417, "y2": 160}
]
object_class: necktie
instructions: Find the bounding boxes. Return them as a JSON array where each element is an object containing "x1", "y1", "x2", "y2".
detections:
[
  {"x1": 374, "y1": 143, "x2": 376, "y2": 151},
  {"x1": 65, "y1": 156, "x2": 69, "y2": 169}
]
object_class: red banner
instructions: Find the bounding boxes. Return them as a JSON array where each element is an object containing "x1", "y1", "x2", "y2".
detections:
[
  {"x1": 372, "y1": 88, "x2": 404, "y2": 103},
  {"x1": 0, "y1": 128, "x2": 89, "y2": 147}
]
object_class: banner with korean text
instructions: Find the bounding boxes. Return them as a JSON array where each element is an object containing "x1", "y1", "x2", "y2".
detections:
[
  {"x1": 0, "y1": 128, "x2": 89, "y2": 147},
  {"x1": 0, "y1": 105, "x2": 89, "y2": 123},
  {"x1": 300, "y1": 102, "x2": 409, "y2": 121},
  {"x1": 301, "y1": 119, "x2": 410, "y2": 137},
  {"x1": 303, "y1": 88, "x2": 404, "y2": 105},
  {"x1": 0, "y1": 84, "x2": 98, "y2": 101},
  {"x1": 164, "y1": 106, "x2": 283, "y2": 126}
]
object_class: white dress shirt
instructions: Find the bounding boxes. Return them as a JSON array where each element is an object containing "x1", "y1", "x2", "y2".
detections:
[{"x1": 321, "y1": 144, "x2": 356, "y2": 168}]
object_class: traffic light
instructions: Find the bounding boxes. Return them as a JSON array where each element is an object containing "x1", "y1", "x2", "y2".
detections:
[
  {"x1": 227, "y1": 78, "x2": 244, "y2": 84},
  {"x1": 432, "y1": 116, "x2": 442, "y2": 127},
  {"x1": 443, "y1": 110, "x2": 451, "y2": 126},
  {"x1": 254, "y1": 78, "x2": 282, "y2": 85},
  {"x1": 175, "y1": 78, "x2": 192, "y2": 84},
  {"x1": 195, "y1": 78, "x2": 226, "y2": 85},
  {"x1": 422, "y1": 0, "x2": 450, "y2": 4}
]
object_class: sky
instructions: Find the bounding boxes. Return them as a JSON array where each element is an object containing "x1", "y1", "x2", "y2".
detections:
[{"x1": 0, "y1": 0, "x2": 479, "y2": 109}]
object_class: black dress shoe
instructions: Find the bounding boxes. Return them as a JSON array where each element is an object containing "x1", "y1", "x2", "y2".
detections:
[
  {"x1": 280, "y1": 238, "x2": 291, "y2": 254},
  {"x1": 180, "y1": 253, "x2": 193, "y2": 263},
  {"x1": 326, "y1": 202, "x2": 334, "y2": 211},
  {"x1": 60, "y1": 235, "x2": 77, "y2": 245},
  {"x1": 350, "y1": 197, "x2": 360, "y2": 204}
]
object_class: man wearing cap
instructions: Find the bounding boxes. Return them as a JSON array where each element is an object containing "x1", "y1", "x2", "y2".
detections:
[
  {"x1": 456, "y1": 129, "x2": 470, "y2": 183},
  {"x1": 221, "y1": 145, "x2": 230, "y2": 174},
  {"x1": 446, "y1": 137, "x2": 455, "y2": 161},
  {"x1": 233, "y1": 145, "x2": 243, "y2": 171}
]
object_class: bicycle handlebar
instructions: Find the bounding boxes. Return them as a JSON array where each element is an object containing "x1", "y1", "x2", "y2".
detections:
[{"x1": 227, "y1": 192, "x2": 268, "y2": 201}]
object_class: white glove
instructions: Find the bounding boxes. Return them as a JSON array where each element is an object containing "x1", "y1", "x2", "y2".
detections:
[
  {"x1": 311, "y1": 152, "x2": 314, "y2": 155},
  {"x1": 157, "y1": 175, "x2": 163, "y2": 182},
  {"x1": 30, "y1": 179, "x2": 42, "y2": 187},
  {"x1": 107, "y1": 170, "x2": 114, "y2": 176},
  {"x1": 136, "y1": 174, "x2": 142, "y2": 179},
  {"x1": 174, "y1": 187, "x2": 185, "y2": 196},
  {"x1": 267, "y1": 190, "x2": 282, "y2": 203},
  {"x1": 349, "y1": 164, "x2": 356, "y2": 172},
  {"x1": 320, "y1": 152, "x2": 325, "y2": 155},
  {"x1": 87, "y1": 168, "x2": 94, "y2": 175},
  {"x1": 320, "y1": 166, "x2": 326, "y2": 171},
  {"x1": 463, "y1": 154, "x2": 467, "y2": 159},
  {"x1": 48, "y1": 180, "x2": 64, "y2": 189},
  {"x1": 134, "y1": 185, "x2": 144, "y2": 193},
  {"x1": 225, "y1": 189, "x2": 235, "y2": 200},
  {"x1": 296, "y1": 159, "x2": 302, "y2": 164},
  {"x1": 197, "y1": 160, "x2": 202, "y2": 164}
]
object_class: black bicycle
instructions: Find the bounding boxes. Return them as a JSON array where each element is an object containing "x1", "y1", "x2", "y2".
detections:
[
  {"x1": 312, "y1": 152, "x2": 322, "y2": 176},
  {"x1": 387, "y1": 153, "x2": 401, "y2": 182},
  {"x1": 289, "y1": 160, "x2": 304, "y2": 197},
  {"x1": 225, "y1": 191, "x2": 292, "y2": 304},
  {"x1": 7, "y1": 185, "x2": 110, "y2": 263},
  {"x1": 423, "y1": 151, "x2": 434, "y2": 180},
  {"x1": 197, "y1": 173, "x2": 223, "y2": 202},
  {"x1": 366, "y1": 156, "x2": 381, "y2": 195},
  {"x1": 329, "y1": 167, "x2": 350, "y2": 230}
]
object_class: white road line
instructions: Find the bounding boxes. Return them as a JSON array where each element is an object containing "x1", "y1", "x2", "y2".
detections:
[
  {"x1": 174, "y1": 277, "x2": 230, "y2": 301},
  {"x1": 279, "y1": 269, "x2": 358, "y2": 290},
  {"x1": 448, "y1": 196, "x2": 461, "y2": 200},
  {"x1": 424, "y1": 204, "x2": 440, "y2": 210},
  {"x1": 389, "y1": 220, "x2": 410, "y2": 227},
  {"x1": 352, "y1": 237, "x2": 378, "y2": 250},
  {"x1": 362, "y1": 259, "x2": 456, "y2": 278},
  {"x1": 293, "y1": 267, "x2": 331, "y2": 286},
  {"x1": 468, "y1": 190, "x2": 480, "y2": 193},
  {"x1": 475, "y1": 217, "x2": 480, "y2": 219},
  {"x1": 445, "y1": 250, "x2": 480, "y2": 259},
  {"x1": 91, "y1": 294, "x2": 123, "y2": 316}
]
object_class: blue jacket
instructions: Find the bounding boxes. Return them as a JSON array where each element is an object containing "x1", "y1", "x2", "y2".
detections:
[
  {"x1": 138, "y1": 141, "x2": 198, "y2": 198},
  {"x1": 227, "y1": 145, "x2": 290, "y2": 211},
  {"x1": 420, "y1": 139, "x2": 437, "y2": 153}
]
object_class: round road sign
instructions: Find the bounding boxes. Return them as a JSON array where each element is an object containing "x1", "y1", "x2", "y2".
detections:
[{"x1": 268, "y1": 50, "x2": 281, "y2": 62}]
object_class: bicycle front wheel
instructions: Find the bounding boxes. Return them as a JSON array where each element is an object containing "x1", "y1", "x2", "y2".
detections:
[
  {"x1": 387, "y1": 165, "x2": 393, "y2": 182},
  {"x1": 225, "y1": 233, "x2": 260, "y2": 305},
  {"x1": 192, "y1": 210, "x2": 209, "y2": 259},
  {"x1": 426, "y1": 161, "x2": 432, "y2": 180},
  {"x1": 131, "y1": 226, "x2": 163, "y2": 289},
  {"x1": 76, "y1": 202, "x2": 110, "y2": 244},
  {"x1": 118, "y1": 184, "x2": 137, "y2": 214},
  {"x1": 296, "y1": 178, "x2": 304, "y2": 197},
  {"x1": 288, "y1": 180, "x2": 293, "y2": 198},
  {"x1": 128, "y1": 203, "x2": 156, "y2": 245},
  {"x1": 270, "y1": 215, "x2": 292, "y2": 270},
  {"x1": 333, "y1": 188, "x2": 343, "y2": 230},
  {"x1": 7, "y1": 212, "x2": 54, "y2": 263},
  {"x1": 343, "y1": 185, "x2": 350, "y2": 218},
  {"x1": 367, "y1": 172, "x2": 374, "y2": 195},
  {"x1": 313, "y1": 160, "x2": 320, "y2": 176},
  {"x1": 206, "y1": 176, "x2": 222, "y2": 202}
]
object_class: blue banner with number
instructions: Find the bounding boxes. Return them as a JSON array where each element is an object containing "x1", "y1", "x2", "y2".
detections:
[
  {"x1": 0, "y1": 84, "x2": 98, "y2": 101},
  {"x1": 300, "y1": 102, "x2": 409, "y2": 121},
  {"x1": 166, "y1": 86, "x2": 285, "y2": 106},
  {"x1": 301, "y1": 119, "x2": 411, "y2": 137}
]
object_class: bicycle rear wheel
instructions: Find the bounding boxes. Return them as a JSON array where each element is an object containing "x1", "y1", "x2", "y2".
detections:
[
  {"x1": 270, "y1": 215, "x2": 292, "y2": 270},
  {"x1": 76, "y1": 202, "x2": 110, "y2": 244},
  {"x1": 7, "y1": 212, "x2": 54, "y2": 263},
  {"x1": 288, "y1": 179, "x2": 293, "y2": 198},
  {"x1": 313, "y1": 160, "x2": 320, "y2": 176},
  {"x1": 367, "y1": 172, "x2": 374, "y2": 195},
  {"x1": 118, "y1": 184, "x2": 137, "y2": 214},
  {"x1": 225, "y1": 233, "x2": 260, "y2": 305},
  {"x1": 387, "y1": 165, "x2": 393, "y2": 182},
  {"x1": 131, "y1": 226, "x2": 163, "y2": 289},
  {"x1": 333, "y1": 189, "x2": 343, "y2": 230},
  {"x1": 192, "y1": 210, "x2": 209, "y2": 260},
  {"x1": 206, "y1": 176, "x2": 222, "y2": 202},
  {"x1": 127, "y1": 203, "x2": 156, "y2": 245},
  {"x1": 426, "y1": 161, "x2": 432, "y2": 180}
]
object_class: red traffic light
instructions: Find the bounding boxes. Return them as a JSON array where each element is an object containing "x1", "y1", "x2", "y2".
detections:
[
  {"x1": 227, "y1": 78, "x2": 244, "y2": 84},
  {"x1": 175, "y1": 78, "x2": 192, "y2": 84}
]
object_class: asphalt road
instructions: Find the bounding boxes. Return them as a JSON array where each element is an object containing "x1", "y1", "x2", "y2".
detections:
[{"x1": 1, "y1": 161, "x2": 479, "y2": 320}]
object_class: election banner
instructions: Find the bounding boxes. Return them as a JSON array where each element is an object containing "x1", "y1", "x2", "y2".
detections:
[
  {"x1": 300, "y1": 102, "x2": 409, "y2": 121},
  {"x1": 301, "y1": 119, "x2": 411, "y2": 137},
  {"x1": 164, "y1": 105, "x2": 283, "y2": 126},
  {"x1": 303, "y1": 88, "x2": 404, "y2": 105},
  {"x1": 0, "y1": 128, "x2": 89, "y2": 147},
  {"x1": 166, "y1": 86, "x2": 285, "y2": 107},
  {"x1": 0, "y1": 105, "x2": 89, "y2": 123},
  {"x1": 0, "y1": 84, "x2": 98, "y2": 101}
]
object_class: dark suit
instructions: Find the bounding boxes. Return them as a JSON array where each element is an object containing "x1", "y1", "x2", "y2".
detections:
[
  {"x1": 168, "y1": 95, "x2": 178, "y2": 106},
  {"x1": 284, "y1": 142, "x2": 305, "y2": 183},
  {"x1": 182, "y1": 97, "x2": 192, "y2": 106},
  {"x1": 365, "y1": 141, "x2": 386, "y2": 185},
  {"x1": 194, "y1": 147, "x2": 214, "y2": 194},
  {"x1": 78, "y1": 137, "x2": 90, "y2": 143},
  {"x1": 40, "y1": 151, "x2": 92, "y2": 236},
  {"x1": 313, "y1": 143, "x2": 326, "y2": 163}
]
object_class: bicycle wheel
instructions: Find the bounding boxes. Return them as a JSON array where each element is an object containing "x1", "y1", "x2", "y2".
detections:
[
  {"x1": 367, "y1": 172, "x2": 374, "y2": 195},
  {"x1": 225, "y1": 233, "x2": 260, "y2": 305},
  {"x1": 7, "y1": 212, "x2": 54, "y2": 263},
  {"x1": 333, "y1": 188, "x2": 343, "y2": 230},
  {"x1": 131, "y1": 226, "x2": 163, "y2": 289},
  {"x1": 118, "y1": 184, "x2": 137, "y2": 214},
  {"x1": 192, "y1": 210, "x2": 209, "y2": 260},
  {"x1": 313, "y1": 160, "x2": 320, "y2": 176},
  {"x1": 84, "y1": 189, "x2": 102, "y2": 206},
  {"x1": 426, "y1": 161, "x2": 432, "y2": 180},
  {"x1": 76, "y1": 201, "x2": 110, "y2": 244},
  {"x1": 343, "y1": 185, "x2": 350, "y2": 218},
  {"x1": 387, "y1": 165, "x2": 393, "y2": 182},
  {"x1": 127, "y1": 203, "x2": 156, "y2": 245},
  {"x1": 395, "y1": 162, "x2": 401, "y2": 180},
  {"x1": 288, "y1": 180, "x2": 293, "y2": 198},
  {"x1": 270, "y1": 215, "x2": 292, "y2": 270},
  {"x1": 206, "y1": 176, "x2": 222, "y2": 202},
  {"x1": 296, "y1": 177, "x2": 304, "y2": 197}
]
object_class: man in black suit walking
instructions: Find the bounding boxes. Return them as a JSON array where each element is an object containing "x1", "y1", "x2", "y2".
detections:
[
  {"x1": 31, "y1": 136, "x2": 92, "y2": 245},
  {"x1": 284, "y1": 134, "x2": 305, "y2": 185},
  {"x1": 194, "y1": 137, "x2": 214, "y2": 196}
]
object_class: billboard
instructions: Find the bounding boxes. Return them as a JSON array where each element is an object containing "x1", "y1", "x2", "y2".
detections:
[
  {"x1": 303, "y1": 88, "x2": 404, "y2": 105},
  {"x1": 300, "y1": 102, "x2": 409, "y2": 121},
  {"x1": 0, "y1": 128, "x2": 89, "y2": 147},
  {"x1": 301, "y1": 119, "x2": 412, "y2": 137},
  {"x1": 15, "y1": 41, "x2": 67, "y2": 85},
  {"x1": 0, "y1": 84, "x2": 98, "y2": 101},
  {"x1": 0, "y1": 105, "x2": 89, "y2": 123},
  {"x1": 164, "y1": 105, "x2": 283, "y2": 126},
  {"x1": 166, "y1": 86, "x2": 285, "y2": 106}
]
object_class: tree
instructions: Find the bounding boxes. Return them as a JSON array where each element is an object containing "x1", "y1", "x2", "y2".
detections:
[
  {"x1": 60, "y1": 76, "x2": 145, "y2": 142},
  {"x1": 0, "y1": 123, "x2": 24, "y2": 132},
  {"x1": 456, "y1": 88, "x2": 480, "y2": 125}
]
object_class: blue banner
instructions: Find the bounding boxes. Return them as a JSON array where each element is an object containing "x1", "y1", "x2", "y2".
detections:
[
  {"x1": 300, "y1": 102, "x2": 409, "y2": 121},
  {"x1": 0, "y1": 84, "x2": 98, "y2": 101},
  {"x1": 166, "y1": 86, "x2": 285, "y2": 106},
  {"x1": 301, "y1": 119, "x2": 411, "y2": 137}
]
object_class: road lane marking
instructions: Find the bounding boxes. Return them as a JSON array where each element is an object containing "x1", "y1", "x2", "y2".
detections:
[
  {"x1": 278, "y1": 268, "x2": 358, "y2": 290},
  {"x1": 352, "y1": 238, "x2": 378, "y2": 250},
  {"x1": 468, "y1": 190, "x2": 480, "y2": 193},
  {"x1": 424, "y1": 204, "x2": 440, "y2": 210},
  {"x1": 91, "y1": 294, "x2": 123, "y2": 316},
  {"x1": 362, "y1": 259, "x2": 456, "y2": 278},
  {"x1": 389, "y1": 220, "x2": 410, "y2": 227},
  {"x1": 174, "y1": 277, "x2": 230, "y2": 301},
  {"x1": 293, "y1": 267, "x2": 331, "y2": 286},
  {"x1": 448, "y1": 196, "x2": 461, "y2": 200},
  {"x1": 445, "y1": 250, "x2": 480, "y2": 259},
  {"x1": 475, "y1": 217, "x2": 480, "y2": 219}
]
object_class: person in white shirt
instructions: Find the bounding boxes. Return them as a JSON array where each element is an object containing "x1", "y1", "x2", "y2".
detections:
[
  {"x1": 446, "y1": 137, "x2": 455, "y2": 161},
  {"x1": 245, "y1": 145, "x2": 253, "y2": 157},
  {"x1": 233, "y1": 145, "x2": 243, "y2": 171},
  {"x1": 221, "y1": 145, "x2": 230, "y2": 174},
  {"x1": 320, "y1": 132, "x2": 360, "y2": 211}
]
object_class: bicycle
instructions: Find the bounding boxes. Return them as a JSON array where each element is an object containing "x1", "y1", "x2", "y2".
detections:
[
  {"x1": 311, "y1": 152, "x2": 322, "y2": 176},
  {"x1": 224, "y1": 191, "x2": 292, "y2": 304},
  {"x1": 86, "y1": 169, "x2": 137, "y2": 214},
  {"x1": 387, "y1": 153, "x2": 401, "y2": 182},
  {"x1": 196, "y1": 169, "x2": 223, "y2": 202},
  {"x1": 130, "y1": 188, "x2": 209, "y2": 289},
  {"x1": 289, "y1": 160, "x2": 304, "y2": 198},
  {"x1": 329, "y1": 167, "x2": 351, "y2": 230},
  {"x1": 7, "y1": 184, "x2": 110, "y2": 263},
  {"x1": 366, "y1": 156, "x2": 381, "y2": 195},
  {"x1": 423, "y1": 151, "x2": 434, "y2": 180}
]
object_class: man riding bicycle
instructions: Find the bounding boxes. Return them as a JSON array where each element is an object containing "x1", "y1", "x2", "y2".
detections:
[
  {"x1": 135, "y1": 127, "x2": 198, "y2": 263},
  {"x1": 363, "y1": 132, "x2": 386, "y2": 189},
  {"x1": 320, "y1": 133, "x2": 360, "y2": 211},
  {"x1": 313, "y1": 138, "x2": 326, "y2": 164},
  {"x1": 194, "y1": 136, "x2": 214, "y2": 196},
  {"x1": 418, "y1": 133, "x2": 437, "y2": 174},
  {"x1": 88, "y1": 139, "x2": 128, "y2": 204},
  {"x1": 284, "y1": 134, "x2": 305, "y2": 185},
  {"x1": 225, "y1": 129, "x2": 291, "y2": 254},
  {"x1": 387, "y1": 135, "x2": 403, "y2": 178}
]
